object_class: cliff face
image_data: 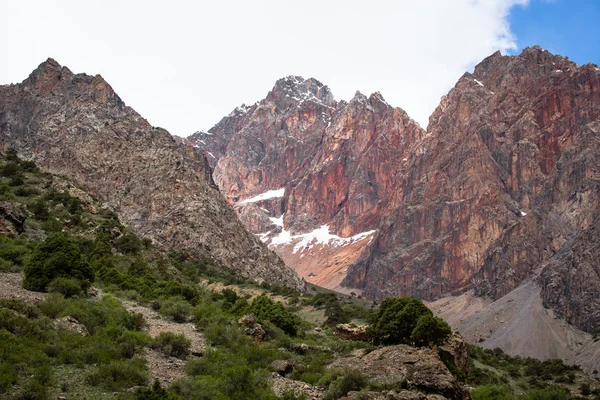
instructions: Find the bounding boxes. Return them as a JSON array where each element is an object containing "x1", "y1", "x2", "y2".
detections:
[
  {"x1": 184, "y1": 76, "x2": 424, "y2": 292},
  {"x1": 345, "y1": 47, "x2": 600, "y2": 334},
  {"x1": 186, "y1": 47, "x2": 600, "y2": 335},
  {"x1": 0, "y1": 59, "x2": 304, "y2": 291}
]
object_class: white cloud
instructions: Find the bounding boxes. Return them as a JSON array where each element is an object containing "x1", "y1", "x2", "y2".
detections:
[{"x1": 1, "y1": 0, "x2": 528, "y2": 135}]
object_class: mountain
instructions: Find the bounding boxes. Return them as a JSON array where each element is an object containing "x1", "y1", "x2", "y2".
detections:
[
  {"x1": 179, "y1": 76, "x2": 424, "y2": 292},
  {"x1": 0, "y1": 58, "x2": 304, "y2": 291},
  {"x1": 181, "y1": 47, "x2": 600, "y2": 372}
]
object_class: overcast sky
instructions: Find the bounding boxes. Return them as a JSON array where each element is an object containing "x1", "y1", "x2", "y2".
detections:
[{"x1": 2, "y1": 0, "x2": 598, "y2": 136}]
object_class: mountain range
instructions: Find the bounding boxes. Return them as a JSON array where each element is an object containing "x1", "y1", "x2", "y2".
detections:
[
  {"x1": 178, "y1": 46, "x2": 600, "y2": 372},
  {"x1": 2, "y1": 47, "x2": 600, "y2": 374}
]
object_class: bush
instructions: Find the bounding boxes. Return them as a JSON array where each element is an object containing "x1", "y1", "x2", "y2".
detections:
[
  {"x1": 23, "y1": 232, "x2": 94, "y2": 292},
  {"x1": 323, "y1": 369, "x2": 368, "y2": 400},
  {"x1": 471, "y1": 385, "x2": 516, "y2": 400},
  {"x1": 150, "y1": 332, "x2": 191, "y2": 359},
  {"x1": 87, "y1": 358, "x2": 148, "y2": 390},
  {"x1": 410, "y1": 313, "x2": 451, "y2": 346},
  {"x1": 115, "y1": 233, "x2": 142, "y2": 254},
  {"x1": 524, "y1": 388, "x2": 571, "y2": 400},
  {"x1": 159, "y1": 298, "x2": 194, "y2": 323},
  {"x1": 250, "y1": 295, "x2": 300, "y2": 336},
  {"x1": 135, "y1": 380, "x2": 180, "y2": 400},
  {"x1": 368, "y1": 297, "x2": 446, "y2": 346},
  {"x1": 47, "y1": 277, "x2": 85, "y2": 298}
]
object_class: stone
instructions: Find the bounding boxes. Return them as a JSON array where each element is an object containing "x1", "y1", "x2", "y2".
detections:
[
  {"x1": 270, "y1": 359, "x2": 295, "y2": 375},
  {"x1": 329, "y1": 344, "x2": 469, "y2": 400},
  {"x1": 335, "y1": 323, "x2": 369, "y2": 342}
]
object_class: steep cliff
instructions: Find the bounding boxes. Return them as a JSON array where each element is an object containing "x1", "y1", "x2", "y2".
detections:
[
  {"x1": 183, "y1": 76, "x2": 424, "y2": 291},
  {"x1": 0, "y1": 59, "x2": 304, "y2": 290},
  {"x1": 345, "y1": 47, "x2": 600, "y2": 321}
]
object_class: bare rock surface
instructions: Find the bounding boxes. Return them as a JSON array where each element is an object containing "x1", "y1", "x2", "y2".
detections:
[
  {"x1": 0, "y1": 272, "x2": 44, "y2": 303},
  {"x1": 329, "y1": 345, "x2": 468, "y2": 400},
  {"x1": 0, "y1": 58, "x2": 304, "y2": 291}
]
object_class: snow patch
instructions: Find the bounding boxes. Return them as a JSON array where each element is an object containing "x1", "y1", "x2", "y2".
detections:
[
  {"x1": 291, "y1": 225, "x2": 375, "y2": 254},
  {"x1": 473, "y1": 79, "x2": 485, "y2": 87},
  {"x1": 265, "y1": 218, "x2": 376, "y2": 251},
  {"x1": 520, "y1": 211, "x2": 527, "y2": 217},
  {"x1": 237, "y1": 188, "x2": 285, "y2": 205},
  {"x1": 206, "y1": 152, "x2": 216, "y2": 159}
]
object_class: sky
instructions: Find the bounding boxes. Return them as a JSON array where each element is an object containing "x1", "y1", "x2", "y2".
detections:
[{"x1": 1, "y1": 0, "x2": 598, "y2": 136}]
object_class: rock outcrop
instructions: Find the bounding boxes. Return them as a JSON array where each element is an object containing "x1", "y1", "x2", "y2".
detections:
[
  {"x1": 329, "y1": 346, "x2": 468, "y2": 400},
  {"x1": 0, "y1": 59, "x2": 304, "y2": 291}
]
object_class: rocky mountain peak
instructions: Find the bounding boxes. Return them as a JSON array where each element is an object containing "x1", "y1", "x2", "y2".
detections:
[{"x1": 267, "y1": 75, "x2": 336, "y2": 109}]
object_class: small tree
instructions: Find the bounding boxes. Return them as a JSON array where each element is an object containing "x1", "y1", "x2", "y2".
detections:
[
  {"x1": 23, "y1": 233, "x2": 94, "y2": 292},
  {"x1": 410, "y1": 313, "x2": 452, "y2": 346},
  {"x1": 368, "y1": 296, "x2": 450, "y2": 346}
]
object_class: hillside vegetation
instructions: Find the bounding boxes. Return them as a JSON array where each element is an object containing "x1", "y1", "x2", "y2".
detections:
[{"x1": 0, "y1": 150, "x2": 598, "y2": 400}]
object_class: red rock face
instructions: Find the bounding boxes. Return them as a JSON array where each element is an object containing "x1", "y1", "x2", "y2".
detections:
[
  {"x1": 0, "y1": 59, "x2": 304, "y2": 291},
  {"x1": 181, "y1": 76, "x2": 424, "y2": 290},
  {"x1": 344, "y1": 47, "x2": 600, "y2": 332}
]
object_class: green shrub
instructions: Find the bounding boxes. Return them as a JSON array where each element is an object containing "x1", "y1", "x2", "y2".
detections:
[
  {"x1": 119, "y1": 330, "x2": 152, "y2": 358},
  {"x1": 471, "y1": 385, "x2": 516, "y2": 400},
  {"x1": 159, "y1": 297, "x2": 194, "y2": 322},
  {"x1": 323, "y1": 369, "x2": 368, "y2": 400},
  {"x1": 524, "y1": 388, "x2": 572, "y2": 400},
  {"x1": 324, "y1": 300, "x2": 350, "y2": 327},
  {"x1": 29, "y1": 199, "x2": 50, "y2": 221},
  {"x1": 115, "y1": 233, "x2": 142, "y2": 254},
  {"x1": 135, "y1": 380, "x2": 180, "y2": 400},
  {"x1": 250, "y1": 295, "x2": 300, "y2": 336},
  {"x1": 150, "y1": 332, "x2": 191, "y2": 359},
  {"x1": 368, "y1": 297, "x2": 440, "y2": 345},
  {"x1": 410, "y1": 313, "x2": 451, "y2": 346},
  {"x1": 47, "y1": 277, "x2": 85, "y2": 298},
  {"x1": 23, "y1": 232, "x2": 94, "y2": 292},
  {"x1": 87, "y1": 358, "x2": 148, "y2": 390}
]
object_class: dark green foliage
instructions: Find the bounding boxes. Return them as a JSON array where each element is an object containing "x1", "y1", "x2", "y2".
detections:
[
  {"x1": 323, "y1": 369, "x2": 368, "y2": 400},
  {"x1": 151, "y1": 332, "x2": 191, "y2": 359},
  {"x1": 524, "y1": 388, "x2": 572, "y2": 400},
  {"x1": 368, "y1": 297, "x2": 448, "y2": 346},
  {"x1": 471, "y1": 385, "x2": 516, "y2": 400},
  {"x1": 135, "y1": 380, "x2": 180, "y2": 400},
  {"x1": 581, "y1": 382, "x2": 591, "y2": 396},
  {"x1": 1, "y1": 161, "x2": 21, "y2": 177},
  {"x1": 86, "y1": 358, "x2": 148, "y2": 390},
  {"x1": 47, "y1": 277, "x2": 86, "y2": 298},
  {"x1": 115, "y1": 232, "x2": 142, "y2": 254},
  {"x1": 250, "y1": 295, "x2": 300, "y2": 336},
  {"x1": 221, "y1": 288, "x2": 239, "y2": 304},
  {"x1": 159, "y1": 297, "x2": 194, "y2": 322},
  {"x1": 410, "y1": 313, "x2": 452, "y2": 346},
  {"x1": 23, "y1": 232, "x2": 94, "y2": 292},
  {"x1": 29, "y1": 199, "x2": 50, "y2": 221},
  {"x1": 324, "y1": 299, "x2": 350, "y2": 326}
]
